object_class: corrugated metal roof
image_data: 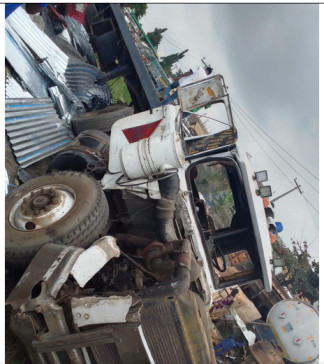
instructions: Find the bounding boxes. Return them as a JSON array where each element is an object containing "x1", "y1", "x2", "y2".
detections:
[
  {"x1": 6, "y1": 7, "x2": 69, "y2": 81},
  {"x1": 5, "y1": 75, "x2": 33, "y2": 99},
  {"x1": 5, "y1": 98, "x2": 72, "y2": 168},
  {"x1": 5, "y1": 28, "x2": 49, "y2": 98}
]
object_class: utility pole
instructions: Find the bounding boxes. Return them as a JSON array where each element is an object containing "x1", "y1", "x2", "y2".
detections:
[
  {"x1": 270, "y1": 178, "x2": 303, "y2": 204},
  {"x1": 201, "y1": 57, "x2": 211, "y2": 68}
]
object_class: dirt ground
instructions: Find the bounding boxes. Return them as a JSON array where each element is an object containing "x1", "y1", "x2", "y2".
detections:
[
  {"x1": 5, "y1": 267, "x2": 32, "y2": 364},
  {"x1": 6, "y1": 135, "x2": 51, "y2": 189}
]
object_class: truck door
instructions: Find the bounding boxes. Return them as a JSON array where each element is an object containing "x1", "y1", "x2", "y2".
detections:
[{"x1": 188, "y1": 158, "x2": 263, "y2": 289}]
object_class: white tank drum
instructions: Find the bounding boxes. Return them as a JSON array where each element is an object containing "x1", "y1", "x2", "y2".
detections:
[
  {"x1": 120, "y1": 132, "x2": 185, "y2": 179},
  {"x1": 266, "y1": 299, "x2": 319, "y2": 363}
]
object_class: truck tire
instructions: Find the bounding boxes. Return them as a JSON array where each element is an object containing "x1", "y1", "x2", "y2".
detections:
[
  {"x1": 5, "y1": 171, "x2": 109, "y2": 266},
  {"x1": 71, "y1": 105, "x2": 134, "y2": 135}
]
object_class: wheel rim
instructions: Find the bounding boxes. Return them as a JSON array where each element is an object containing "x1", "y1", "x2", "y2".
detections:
[{"x1": 9, "y1": 184, "x2": 76, "y2": 231}]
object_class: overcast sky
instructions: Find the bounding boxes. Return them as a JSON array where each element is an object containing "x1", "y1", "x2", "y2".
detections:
[{"x1": 141, "y1": 4, "x2": 319, "y2": 259}]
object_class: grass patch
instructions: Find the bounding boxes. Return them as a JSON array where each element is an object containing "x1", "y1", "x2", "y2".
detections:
[{"x1": 107, "y1": 77, "x2": 132, "y2": 105}]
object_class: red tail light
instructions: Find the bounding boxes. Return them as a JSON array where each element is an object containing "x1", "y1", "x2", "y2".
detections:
[{"x1": 122, "y1": 119, "x2": 162, "y2": 143}]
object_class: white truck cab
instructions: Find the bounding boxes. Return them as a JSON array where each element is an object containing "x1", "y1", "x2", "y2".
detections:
[{"x1": 101, "y1": 75, "x2": 274, "y2": 304}]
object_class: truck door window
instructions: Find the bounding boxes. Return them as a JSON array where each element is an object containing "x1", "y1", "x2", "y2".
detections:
[{"x1": 192, "y1": 162, "x2": 235, "y2": 232}]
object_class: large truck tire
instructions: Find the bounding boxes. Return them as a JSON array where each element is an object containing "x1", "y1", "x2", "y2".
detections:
[
  {"x1": 71, "y1": 104, "x2": 134, "y2": 135},
  {"x1": 5, "y1": 171, "x2": 109, "y2": 266}
]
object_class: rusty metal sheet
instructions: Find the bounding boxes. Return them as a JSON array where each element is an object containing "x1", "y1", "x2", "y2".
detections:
[
  {"x1": 6, "y1": 243, "x2": 83, "y2": 310},
  {"x1": 31, "y1": 323, "x2": 152, "y2": 364}
]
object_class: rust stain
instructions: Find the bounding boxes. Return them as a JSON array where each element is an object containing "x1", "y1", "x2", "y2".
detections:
[
  {"x1": 206, "y1": 87, "x2": 217, "y2": 99},
  {"x1": 307, "y1": 335, "x2": 314, "y2": 340},
  {"x1": 308, "y1": 357, "x2": 313, "y2": 360}
]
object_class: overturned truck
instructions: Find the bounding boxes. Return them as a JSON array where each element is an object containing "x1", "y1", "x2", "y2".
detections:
[{"x1": 6, "y1": 73, "x2": 274, "y2": 363}]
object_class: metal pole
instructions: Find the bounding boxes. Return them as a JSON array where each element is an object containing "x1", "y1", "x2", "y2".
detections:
[
  {"x1": 270, "y1": 178, "x2": 302, "y2": 204},
  {"x1": 201, "y1": 57, "x2": 211, "y2": 68},
  {"x1": 129, "y1": 9, "x2": 159, "y2": 59},
  {"x1": 215, "y1": 317, "x2": 273, "y2": 327}
]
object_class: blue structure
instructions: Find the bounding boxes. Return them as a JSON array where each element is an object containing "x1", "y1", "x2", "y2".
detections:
[{"x1": 214, "y1": 337, "x2": 243, "y2": 357}]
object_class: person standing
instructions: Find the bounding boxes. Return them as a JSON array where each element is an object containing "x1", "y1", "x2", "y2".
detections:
[{"x1": 162, "y1": 66, "x2": 213, "y2": 105}]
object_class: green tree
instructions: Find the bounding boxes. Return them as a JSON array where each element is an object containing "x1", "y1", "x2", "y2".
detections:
[
  {"x1": 129, "y1": 4, "x2": 148, "y2": 19},
  {"x1": 146, "y1": 28, "x2": 167, "y2": 49},
  {"x1": 160, "y1": 49, "x2": 189, "y2": 76},
  {"x1": 272, "y1": 239, "x2": 319, "y2": 303},
  {"x1": 171, "y1": 68, "x2": 184, "y2": 79}
]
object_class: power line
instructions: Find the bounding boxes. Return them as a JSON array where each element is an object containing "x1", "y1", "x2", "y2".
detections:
[
  {"x1": 231, "y1": 100, "x2": 319, "y2": 194},
  {"x1": 163, "y1": 34, "x2": 203, "y2": 60},
  {"x1": 162, "y1": 36, "x2": 204, "y2": 67},
  {"x1": 302, "y1": 194, "x2": 319, "y2": 214},
  {"x1": 232, "y1": 103, "x2": 319, "y2": 216},
  {"x1": 232, "y1": 108, "x2": 295, "y2": 186},
  {"x1": 157, "y1": 39, "x2": 193, "y2": 70},
  {"x1": 231, "y1": 97, "x2": 319, "y2": 182}
]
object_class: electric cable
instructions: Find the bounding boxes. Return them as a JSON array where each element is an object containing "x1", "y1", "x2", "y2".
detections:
[
  {"x1": 116, "y1": 168, "x2": 178, "y2": 187},
  {"x1": 302, "y1": 200, "x2": 319, "y2": 233},
  {"x1": 231, "y1": 97, "x2": 319, "y2": 182},
  {"x1": 232, "y1": 108, "x2": 295, "y2": 187},
  {"x1": 301, "y1": 194, "x2": 319, "y2": 214},
  {"x1": 163, "y1": 34, "x2": 204, "y2": 60},
  {"x1": 231, "y1": 100, "x2": 319, "y2": 194},
  {"x1": 233, "y1": 105, "x2": 319, "y2": 216},
  {"x1": 160, "y1": 35, "x2": 205, "y2": 69}
]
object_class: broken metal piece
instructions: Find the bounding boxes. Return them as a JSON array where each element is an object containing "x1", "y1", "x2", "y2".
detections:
[
  {"x1": 6, "y1": 244, "x2": 84, "y2": 311},
  {"x1": 64, "y1": 63, "x2": 112, "y2": 110},
  {"x1": 71, "y1": 295, "x2": 133, "y2": 327},
  {"x1": 71, "y1": 236, "x2": 121, "y2": 288},
  {"x1": 64, "y1": 16, "x2": 97, "y2": 66},
  {"x1": 48, "y1": 86, "x2": 72, "y2": 120}
]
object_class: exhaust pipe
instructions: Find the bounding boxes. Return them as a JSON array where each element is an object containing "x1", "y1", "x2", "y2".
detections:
[
  {"x1": 156, "y1": 173, "x2": 179, "y2": 243},
  {"x1": 138, "y1": 239, "x2": 191, "y2": 299}
]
